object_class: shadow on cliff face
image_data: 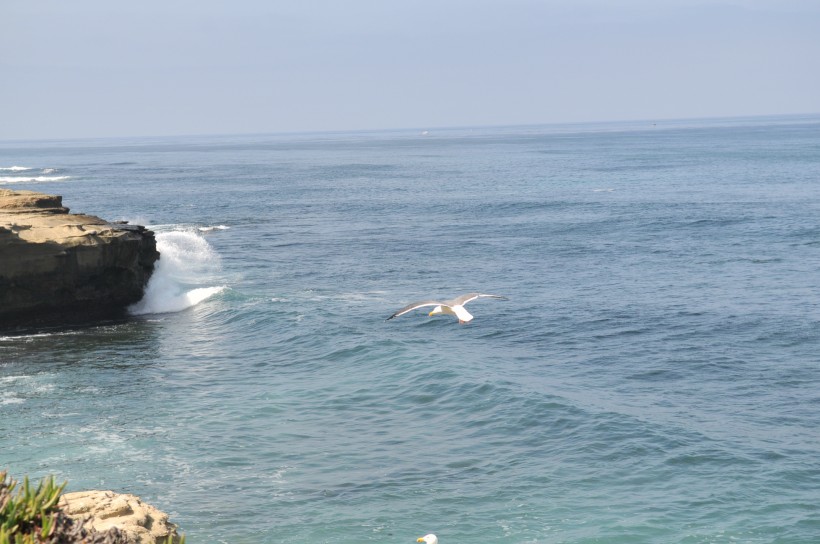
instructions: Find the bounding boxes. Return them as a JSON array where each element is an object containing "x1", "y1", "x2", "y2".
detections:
[
  {"x1": 0, "y1": 189, "x2": 160, "y2": 333},
  {"x1": 0, "y1": 229, "x2": 159, "y2": 332}
]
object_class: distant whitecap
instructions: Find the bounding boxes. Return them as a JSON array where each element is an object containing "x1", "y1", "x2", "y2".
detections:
[
  {"x1": 0, "y1": 175, "x2": 71, "y2": 184},
  {"x1": 0, "y1": 166, "x2": 31, "y2": 171},
  {"x1": 198, "y1": 225, "x2": 230, "y2": 232}
]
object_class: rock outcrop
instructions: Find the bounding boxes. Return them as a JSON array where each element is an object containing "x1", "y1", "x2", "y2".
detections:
[
  {"x1": 0, "y1": 189, "x2": 159, "y2": 329},
  {"x1": 59, "y1": 490, "x2": 182, "y2": 544}
]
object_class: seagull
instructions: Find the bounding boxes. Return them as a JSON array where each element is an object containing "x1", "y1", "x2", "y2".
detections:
[
  {"x1": 387, "y1": 293, "x2": 506, "y2": 324},
  {"x1": 417, "y1": 535, "x2": 438, "y2": 544}
]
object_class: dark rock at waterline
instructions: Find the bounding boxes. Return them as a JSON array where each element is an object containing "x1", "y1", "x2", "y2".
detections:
[{"x1": 0, "y1": 189, "x2": 159, "y2": 330}]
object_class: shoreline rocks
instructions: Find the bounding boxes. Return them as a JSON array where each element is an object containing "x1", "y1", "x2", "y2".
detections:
[
  {"x1": 0, "y1": 189, "x2": 159, "y2": 330},
  {"x1": 59, "y1": 490, "x2": 182, "y2": 544}
]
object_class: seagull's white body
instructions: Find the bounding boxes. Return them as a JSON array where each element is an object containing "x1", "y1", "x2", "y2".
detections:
[
  {"x1": 387, "y1": 293, "x2": 506, "y2": 324},
  {"x1": 417, "y1": 535, "x2": 438, "y2": 544}
]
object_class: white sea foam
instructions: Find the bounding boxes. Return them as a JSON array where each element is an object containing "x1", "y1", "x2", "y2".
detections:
[
  {"x1": 0, "y1": 166, "x2": 31, "y2": 171},
  {"x1": 0, "y1": 332, "x2": 69, "y2": 342},
  {"x1": 129, "y1": 229, "x2": 226, "y2": 315},
  {"x1": 42, "y1": 168, "x2": 57, "y2": 174},
  {"x1": 198, "y1": 225, "x2": 230, "y2": 232},
  {"x1": 0, "y1": 175, "x2": 71, "y2": 184}
]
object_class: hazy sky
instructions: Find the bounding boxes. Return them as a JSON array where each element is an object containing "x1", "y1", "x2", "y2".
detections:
[{"x1": 2, "y1": 0, "x2": 819, "y2": 140}]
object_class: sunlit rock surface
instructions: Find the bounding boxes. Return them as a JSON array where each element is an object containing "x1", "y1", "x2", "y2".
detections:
[{"x1": 59, "y1": 490, "x2": 182, "y2": 544}]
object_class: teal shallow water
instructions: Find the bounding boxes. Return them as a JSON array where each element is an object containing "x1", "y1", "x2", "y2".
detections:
[{"x1": 2, "y1": 116, "x2": 820, "y2": 543}]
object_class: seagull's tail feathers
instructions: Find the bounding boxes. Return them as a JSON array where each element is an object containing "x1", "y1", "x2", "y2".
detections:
[{"x1": 452, "y1": 305, "x2": 474, "y2": 322}]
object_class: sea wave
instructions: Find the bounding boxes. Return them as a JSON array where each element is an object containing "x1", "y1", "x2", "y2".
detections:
[
  {"x1": 0, "y1": 175, "x2": 71, "y2": 184},
  {"x1": 148, "y1": 223, "x2": 230, "y2": 234},
  {"x1": 198, "y1": 225, "x2": 230, "y2": 232},
  {"x1": 129, "y1": 228, "x2": 226, "y2": 315},
  {"x1": 0, "y1": 166, "x2": 31, "y2": 171}
]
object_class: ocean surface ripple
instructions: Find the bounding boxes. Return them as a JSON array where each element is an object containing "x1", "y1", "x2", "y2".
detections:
[{"x1": 2, "y1": 116, "x2": 820, "y2": 543}]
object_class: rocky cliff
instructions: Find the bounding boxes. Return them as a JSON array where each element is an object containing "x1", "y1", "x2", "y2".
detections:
[
  {"x1": 58, "y1": 490, "x2": 183, "y2": 544},
  {"x1": 0, "y1": 189, "x2": 159, "y2": 329}
]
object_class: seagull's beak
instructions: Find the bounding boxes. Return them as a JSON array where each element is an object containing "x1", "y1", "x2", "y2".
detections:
[
  {"x1": 428, "y1": 311, "x2": 434, "y2": 316},
  {"x1": 417, "y1": 539, "x2": 425, "y2": 543}
]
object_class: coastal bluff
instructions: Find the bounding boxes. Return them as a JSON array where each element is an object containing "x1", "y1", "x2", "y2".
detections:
[{"x1": 0, "y1": 189, "x2": 159, "y2": 329}]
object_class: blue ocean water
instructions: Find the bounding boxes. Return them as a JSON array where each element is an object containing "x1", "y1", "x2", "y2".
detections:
[{"x1": 1, "y1": 115, "x2": 820, "y2": 543}]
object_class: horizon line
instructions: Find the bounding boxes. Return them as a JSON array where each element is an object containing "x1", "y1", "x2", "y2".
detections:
[{"x1": 2, "y1": 111, "x2": 819, "y2": 146}]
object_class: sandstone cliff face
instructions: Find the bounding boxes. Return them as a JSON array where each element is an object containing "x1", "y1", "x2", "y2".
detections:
[
  {"x1": 59, "y1": 490, "x2": 182, "y2": 544},
  {"x1": 0, "y1": 189, "x2": 159, "y2": 329}
]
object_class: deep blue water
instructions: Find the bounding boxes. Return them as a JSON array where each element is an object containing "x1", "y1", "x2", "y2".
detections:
[{"x1": 2, "y1": 115, "x2": 820, "y2": 543}]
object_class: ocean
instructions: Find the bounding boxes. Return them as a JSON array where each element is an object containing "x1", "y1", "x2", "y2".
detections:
[{"x1": 1, "y1": 115, "x2": 819, "y2": 543}]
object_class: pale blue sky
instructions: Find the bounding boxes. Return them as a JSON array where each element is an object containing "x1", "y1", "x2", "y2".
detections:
[{"x1": 2, "y1": 0, "x2": 819, "y2": 139}]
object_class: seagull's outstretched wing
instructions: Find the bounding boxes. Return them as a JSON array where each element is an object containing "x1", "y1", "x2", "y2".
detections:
[
  {"x1": 386, "y1": 300, "x2": 445, "y2": 320},
  {"x1": 449, "y1": 293, "x2": 507, "y2": 306}
]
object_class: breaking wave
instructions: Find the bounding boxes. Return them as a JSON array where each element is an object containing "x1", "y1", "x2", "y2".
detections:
[
  {"x1": 198, "y1": 225, "x2": 230, "y2": 232},
  {"x1": 128, "y1": 229, "x2": 226, "y2": 315}
]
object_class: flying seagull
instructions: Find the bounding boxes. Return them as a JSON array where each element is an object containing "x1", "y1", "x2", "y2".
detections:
[
  {"x1": 417, "y1": 535, "x2": 438, "y2": 544},
  {"x1": 387, "y1": 293, "x2": 506, "y2": 324}
]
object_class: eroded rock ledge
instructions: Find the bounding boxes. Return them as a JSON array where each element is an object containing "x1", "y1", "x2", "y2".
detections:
[
  {"x1": 59, "y1": 490, "x2": 182, "y2": 544},
  {"x1": 0, "y1": 189, "x2": 159, "y2": 329}
]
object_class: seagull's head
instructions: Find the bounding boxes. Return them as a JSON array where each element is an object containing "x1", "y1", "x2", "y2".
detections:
[
  {"x1": 417, "y1": 534, "x2": 438, "y2": 544},
  {"x1": 428, "y1": 305, "x2": 444, "y2": 316}
]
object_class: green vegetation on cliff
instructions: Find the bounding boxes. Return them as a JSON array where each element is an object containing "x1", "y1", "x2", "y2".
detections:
[{"x1": 0, "y1": 472, "x2": 183, "y2": 544}]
